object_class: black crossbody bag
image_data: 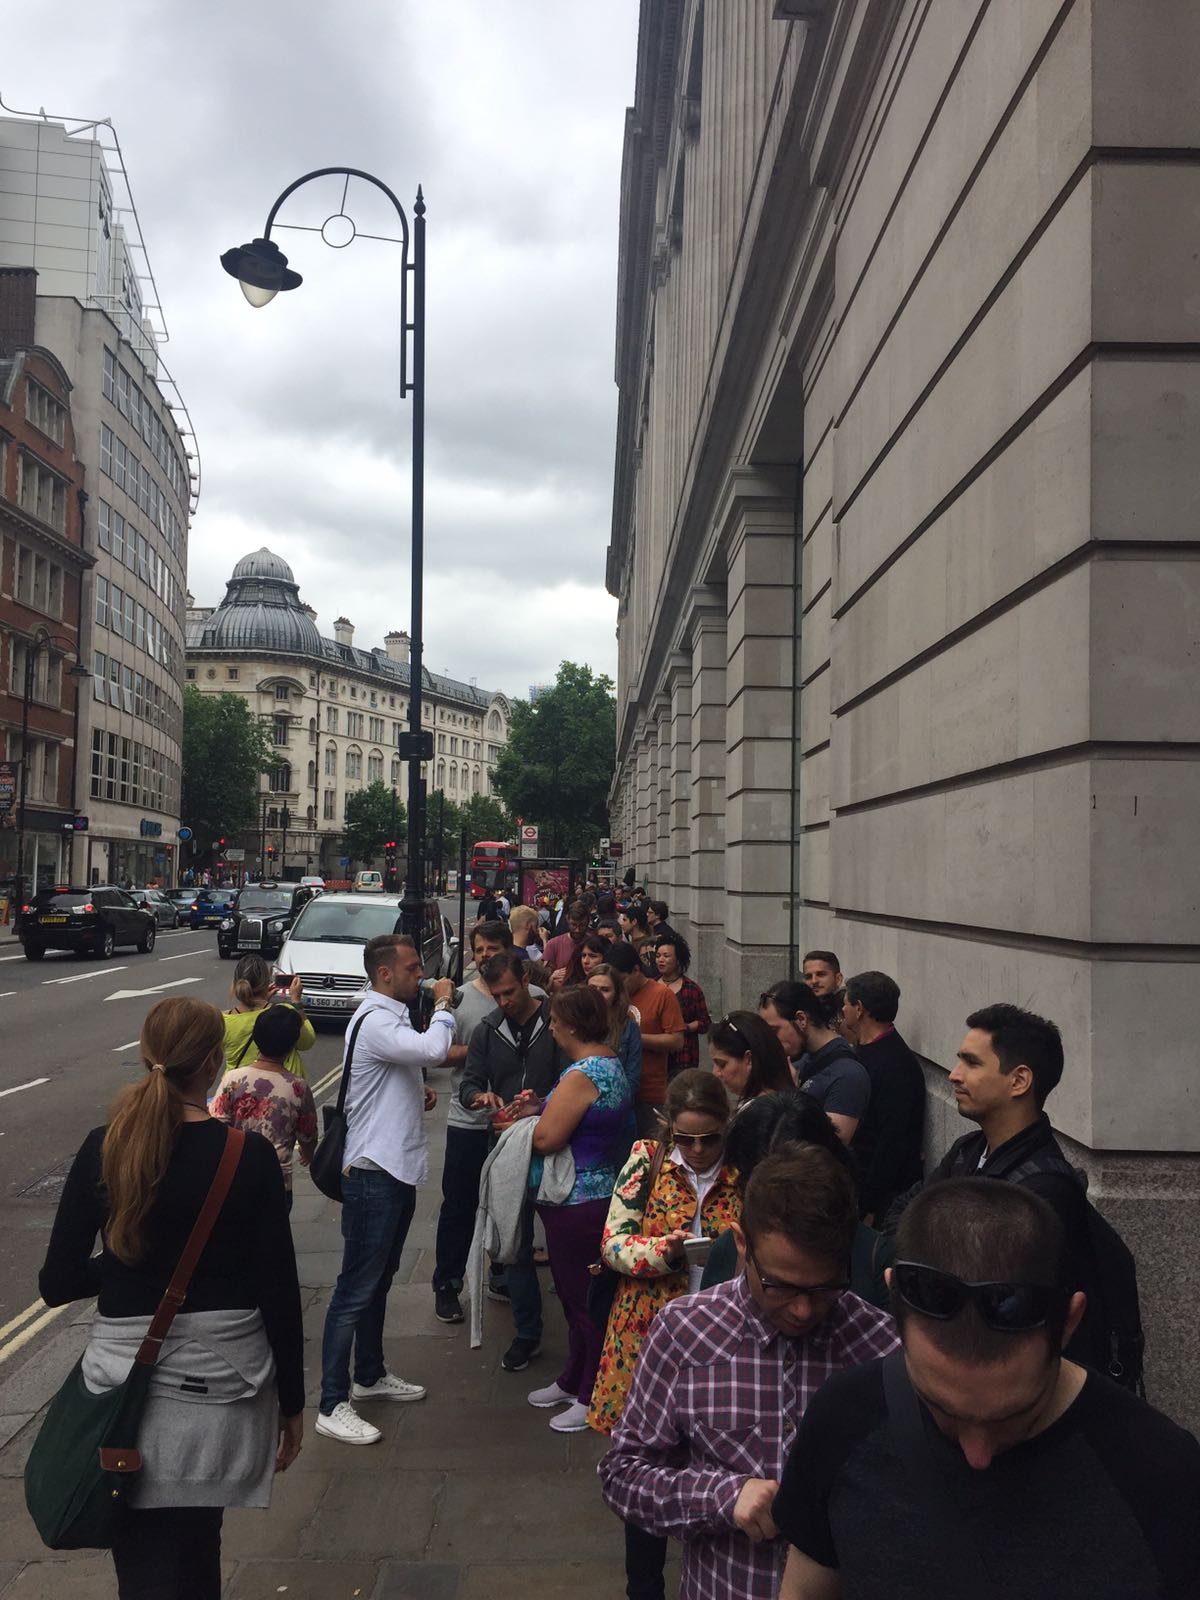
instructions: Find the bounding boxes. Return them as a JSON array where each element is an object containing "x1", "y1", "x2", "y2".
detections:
[{"x1": 310, "y1": 1014, "x2": 369, "y2": 1202}]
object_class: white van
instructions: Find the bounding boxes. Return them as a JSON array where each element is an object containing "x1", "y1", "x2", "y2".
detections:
[{"x1": 353, "y1": 870, "x2": 384, "y2": 893}]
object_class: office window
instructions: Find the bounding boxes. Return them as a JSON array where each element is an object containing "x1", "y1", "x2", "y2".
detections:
[
  {"x1": 275, "y1": 683, "x2": 290, "y2": 700},
  {"x1": 391, "y1": 759, "x2": 401, "y2": 784},
  {"x1": 124, "y1": 591, "x2": 135, "y2": 642},
  {"x1": 325, "y1": 706, "x2": 339, "y2": 733},
  {"x1": 101, "y1": 424, "x2": 113, "y2": 478},
  {"x1": 367, "y1": 752, "x2": 383, "y2": 783},
  {"x1": 97, "y1": 499, "x2": 111, "y2": 550},
  {"x1": 323, "y1": 789, "x2": 336, "y2": 820},
  {"x1": 273, "y1": 715, "x2": 290, "y2": 747},
  {"x1": 116, "y1": 365, "x2": 131, "y2": 417},
  {"x1": 102, "y1": 348, "x2": 117, "y2": 403},
  {"x1": 268, "y1": 763, "x2": 291, "y2": 794},
  {"x1": 94, "y1": 651, "x2": 107, "y2": 700},
  {"x1": 18, "y1": 455, "x2": 66, "y2": 531},
  {"x1": 324, "y1": 745, "x2": 337, "y2": 777},
  {"x1": 227, "y1": 667, "x2": 238, "y2": 680},
  {"x1": 345, "y1": 748, "x2": 362, "y2": 780},
  {"x1": 109, "y1": 657, "x2": 120, "y2": 705},
  {"x1": 113, "y1": 437, "x2": 126, "y2": 492},
  {"x1": 94, "y1": 575, "x2": 109, "y2": 629},
  {"x1": 27, "y1": 381, "x2": 66, "y2": 446}
]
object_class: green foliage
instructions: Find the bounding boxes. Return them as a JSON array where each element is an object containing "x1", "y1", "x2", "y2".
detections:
[
  {"x1": 342, "y1": 781, "x2": 406, "y2": 865},
  {"x1": 181, "y1": 687, "x2": 277, "y2": 858},
  {"x1": 457, "y1": 793, "x2": 512, "y2": 846},
  {"x1": 491, "y1": 663, "x2": 615, "y2": 858}
]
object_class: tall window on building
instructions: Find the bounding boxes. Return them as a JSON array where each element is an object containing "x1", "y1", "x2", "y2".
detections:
[
  {"x1": 323, "y1": 790, "x2": 336, "y2": 820},
  {"x1": 345, "y1": 747, "x2": 362, "y2": 781},
  {"x1": 367, "y1": 751, "x2": 383, "y2": 783},
  {"x1": 326, "y1": 706, "x2": 339, "y2": 733},
  {"x1": 273, "y1": 715, "x2": 290, "y2": 746},
  {"x1": 324, "y1": 745, "x2": 337, "y2": 777},
  {"x1": 26, "y1": 381, "x2": 66, "y2": 445},
  {"x1": 268, "y1": 763, "x2": 291, "y2": 793},
  {"x1": 17, "y1": 456, "x2": 67, "y2": 533}
]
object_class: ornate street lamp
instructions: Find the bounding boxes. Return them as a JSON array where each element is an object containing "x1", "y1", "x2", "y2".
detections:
[
  {"x1": 15, "y1": 628, "x2": 90, "y2": 907},
  {"x1": 221, "y1": 170, "x2": 433, "y2": 943}
]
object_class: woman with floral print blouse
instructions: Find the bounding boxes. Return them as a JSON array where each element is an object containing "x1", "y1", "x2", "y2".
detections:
[{"x1": 588, "y1": 1069, "x2": 740, "y2": 1598}]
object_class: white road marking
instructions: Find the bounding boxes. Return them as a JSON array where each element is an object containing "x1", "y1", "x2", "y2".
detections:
[
  {"x1": 0, "y1": 991, "x2": 15, "y2": 999},
  {"x1": 103, "y1": 976, "x2": 203, "y2": 1003},
  {"x1": 113, "y1": 1040, "x2": 141, "y2": 1052},
  {"x1": 43, "y1": 966, "x2": 128, "y2": 986},
  {"x1": 0, "y1": 1077, "x2": 50, "y2": 1100},
  {"x1": 0, "y1": 953, "x2": 29, "y2": 962},
  {"x1": 157, "y1": 949, "x2": 210, "y2": 962}
]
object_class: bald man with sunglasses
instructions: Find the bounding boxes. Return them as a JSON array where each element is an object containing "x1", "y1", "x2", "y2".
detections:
[{"x1": 775, "y1": 1178, "x2": 1200, "y2": 1600}]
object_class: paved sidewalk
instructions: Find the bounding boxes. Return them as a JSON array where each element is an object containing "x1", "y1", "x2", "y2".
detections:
[{"x1": 0, "y1": 1102, "x2": 653, "y2": 1598}]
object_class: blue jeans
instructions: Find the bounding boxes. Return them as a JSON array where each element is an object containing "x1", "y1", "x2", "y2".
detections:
[{"x1": 320, "y1": 1166, "x2": 416, "y2": 1413}]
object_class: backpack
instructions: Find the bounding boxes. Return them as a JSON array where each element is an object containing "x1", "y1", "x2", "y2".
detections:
[{"x1": 1008, "y1": 1153, "x2": 1145, "y2": 1396}]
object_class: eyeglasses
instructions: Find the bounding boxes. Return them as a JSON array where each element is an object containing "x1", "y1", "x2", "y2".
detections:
[
  {"x1": 747, "y1": 1247, "x2": 848, "y2": 1304},
  {"x1": 668, "y1": 1128, "x2": 724, "y2": 1150},
  {"x1": 892, "y1": 1261, "x2": 1068, "y2": 1333}
]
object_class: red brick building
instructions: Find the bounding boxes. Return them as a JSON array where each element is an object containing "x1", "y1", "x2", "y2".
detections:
[{"x1": 0, "y1": 268, "x2": 92, "y2": 898}]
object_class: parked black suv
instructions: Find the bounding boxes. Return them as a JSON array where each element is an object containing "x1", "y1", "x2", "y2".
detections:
[
  {"x1": 17, "y1": 886, "x2": 157, "y2": 961},
  {"x1": 216, "y1": 881, "x2": 316, "y2": 960}
]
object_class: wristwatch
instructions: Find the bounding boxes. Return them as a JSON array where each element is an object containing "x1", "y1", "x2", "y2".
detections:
[{"x1": 433, "y1": 999, "x2": 454, "y2": 1015}]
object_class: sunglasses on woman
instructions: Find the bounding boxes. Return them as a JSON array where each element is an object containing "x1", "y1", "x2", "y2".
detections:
[
  {"x1": 892, "y1": 1261, "x2": 1068, "y2": 1333},
  {"x1": 669, "y1": 1128, "x2": 724, "y2": 1150}
]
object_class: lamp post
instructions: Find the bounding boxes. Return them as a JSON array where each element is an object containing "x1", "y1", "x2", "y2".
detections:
[
  {"x1": 221, "y1": 169, "x2": 432, "y2": 945},
  {"x1": 15, "y1": 628, "x2": 89, "y2": 908}
]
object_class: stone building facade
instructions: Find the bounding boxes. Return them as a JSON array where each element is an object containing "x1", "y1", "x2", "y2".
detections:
[
  {"x1": 186, "y1": 550, "x2": 511, "y2": 878},
  {"x1": 0, "y1": 270, "x2": 91, "y2": 891},
  {"x1": 608, "y1": 0, "x2": 1200, "y2": 1423}
]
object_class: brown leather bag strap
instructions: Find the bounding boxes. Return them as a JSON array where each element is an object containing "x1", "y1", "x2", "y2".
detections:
[{"x1": 134, "y1": 1126, "x2": 245, "y2": 1367}]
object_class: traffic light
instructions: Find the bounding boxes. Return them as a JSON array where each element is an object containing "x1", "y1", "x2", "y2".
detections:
[
  {"x1": 217, "y1": 837, "x2": 226, "y2": 848},
  {"x1": 266, "y1": 843, "x2": 275, "y2": 857}
]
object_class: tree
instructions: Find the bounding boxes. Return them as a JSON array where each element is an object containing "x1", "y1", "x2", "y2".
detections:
[
  {"x1": 342, "y1": 782, "x2": 406, "y2": 866},
  {"x1": 457, "y1": 793, "x2": 511, "y2": 844},
  {"x1": 491, "y1": 663, "x2": 615, "y2": 858},
  {"x1": 181, "y1": 687, "x2": 278, "y2": 859}
]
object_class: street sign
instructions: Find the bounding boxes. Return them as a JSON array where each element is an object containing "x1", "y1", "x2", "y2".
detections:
[
  {"x1": 607, "y1": 841, "x2": 623, "y2": 858},
  {"x1": 226, "y1": 848, "x2": 245, "y2": 862},
  {"x1": 73, "y1": 815, "x2": 89, "y2": 831},
  {"x1": 340, "y1": 856, "x2": 350, "y2": 866},
  {"x1": 520, "y1": 842, "x2": 538, "y2": 860},
  {"x1": 600, "y1": 837, "x2": 610, "y2": 850},
  {"x1": 521, "y1": 824, "x2": 539, "y2": 844},
  {"x1": 177, "y1": 826, "x2": 193, "y2": 841}
]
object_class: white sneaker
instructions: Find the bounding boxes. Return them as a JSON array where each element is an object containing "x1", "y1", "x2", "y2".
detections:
[
  {"x1": 315, "y1": 1402, "x2": 381, "y2": 1445},
  {"x1": 351, "y1": 1371, "x2": 427, "y2": 1403},
  {"x1": 527, "y1": 1380, "x2": 575, "y2": 1409},
  {"x1": 548, "y1": 1400, "x2": 591, "y2": 1433}
]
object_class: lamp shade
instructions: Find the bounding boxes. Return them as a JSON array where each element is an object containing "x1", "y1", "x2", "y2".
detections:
[{"x1": 219, "y1": 237, "x2": 302, "y2": 305}]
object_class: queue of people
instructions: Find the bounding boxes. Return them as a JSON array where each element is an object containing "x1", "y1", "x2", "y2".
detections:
[{"x1": 31, "y1": 885, "x2": 1200, "y2": 1600}]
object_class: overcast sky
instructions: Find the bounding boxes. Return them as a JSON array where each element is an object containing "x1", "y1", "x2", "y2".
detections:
[{"x1": 5, "y1": 1, "x2": 637, "y2": 698}]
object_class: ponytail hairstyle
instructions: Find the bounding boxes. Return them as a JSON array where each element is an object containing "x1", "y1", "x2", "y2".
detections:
[
  {"x1": 101, "y1": 997, "x2": 225, "y2": 1265},
  {"x1": 231, "y1": 953, "x2": 273, "y2": 1009}
]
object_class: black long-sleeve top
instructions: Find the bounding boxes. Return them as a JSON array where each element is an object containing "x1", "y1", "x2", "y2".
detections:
[
  {"x1": 851, "y1": 1028, "x2": 927, "y2": 1220},
  {"x1": 40, "y1": 1119, "x2": 305, "y2": 1416}
]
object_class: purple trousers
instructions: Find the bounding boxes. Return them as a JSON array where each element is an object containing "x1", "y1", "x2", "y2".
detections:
[{"x1": 537, "y1": 1197, "x2": 610, "y2": 1404}]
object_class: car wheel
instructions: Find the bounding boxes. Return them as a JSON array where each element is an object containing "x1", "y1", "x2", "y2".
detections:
[
  {"x1": 96, "y1": 929, "x2": 116, "y2": 959},
  {"x1": 23, "y1": 944, "x2": 45, "y2": 962},
  {"x1": 218, "y1": 945, "x2": 233, "y2": 960},
  {"x1": 138, "y1": 922, "x2": 156, "y2": 953}
]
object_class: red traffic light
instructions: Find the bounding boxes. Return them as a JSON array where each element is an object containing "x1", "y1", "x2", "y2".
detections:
[{"x1": 217, "y1": 837, "x2": 226, "y2": 847}]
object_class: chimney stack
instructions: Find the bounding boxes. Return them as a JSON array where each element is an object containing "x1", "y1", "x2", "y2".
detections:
[
  {"x1": 0, "y1": 267, "x2": 37, "y2": 356},
  {"x1": 385, "y1": 630, "x2": 410, "y2": 665},
  {"x1": 333, "y1": 616, "x2": 354, "y2": 647}
]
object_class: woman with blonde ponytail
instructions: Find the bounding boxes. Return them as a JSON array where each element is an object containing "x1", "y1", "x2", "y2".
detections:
[
  {"x1": 39, "y1": 996, "x2": 305, "y2": 1598},
  {"x1": 222, "y1": 953, "x2": 314, "y2": 1080}
]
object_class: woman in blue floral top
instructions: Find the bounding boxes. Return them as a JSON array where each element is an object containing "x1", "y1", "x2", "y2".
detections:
[{"x1": 521, "y1": 985, "x2": 631, "y2": 1434}]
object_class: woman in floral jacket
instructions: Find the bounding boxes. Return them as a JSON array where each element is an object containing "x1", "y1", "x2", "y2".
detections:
[{"x1": 588, "y1": 1068, "x2": 739, "y2": 1435}]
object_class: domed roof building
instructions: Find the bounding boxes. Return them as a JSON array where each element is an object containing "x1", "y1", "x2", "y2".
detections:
[{"x1": 185, "y1": 550, "x2": 511, "y2": 881}]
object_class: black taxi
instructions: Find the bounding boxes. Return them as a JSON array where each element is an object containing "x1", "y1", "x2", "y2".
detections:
[{"x1": 216, "y1": 881, "x2": 316, "y2": 960}]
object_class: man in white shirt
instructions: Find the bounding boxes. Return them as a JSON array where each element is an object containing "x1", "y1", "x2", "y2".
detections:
[{"x1": 317, "y1": 935, "x2": 455, "y2": 1445}]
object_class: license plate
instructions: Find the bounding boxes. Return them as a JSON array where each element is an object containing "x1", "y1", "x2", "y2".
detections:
[
  {"x1": 306, "y1": 995, "x2": 334, "y2": 1008},
  {"x1": 40, "y1": 916, "x2": 68, "y2": 924},
  {"x1": 238, "y1": 939, "x2": 259, "y2": 949}
]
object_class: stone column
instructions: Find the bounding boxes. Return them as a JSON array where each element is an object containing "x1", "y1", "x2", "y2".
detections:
[
  {"x1": 654, "y1": 700, "x2": 671, "y2": 899},
  {"x1": 635, "y1": 731, "x2": 653, "y2": 887},
  {"x1": 688, "y1": 592, "x2": 728, "y2": 1018},
  {"x1": 667, "y1": 654, "x2": 693, "y2": 941},
  {"x1": 720, "y1": 468, "x2": 797, "y2": 1009}
]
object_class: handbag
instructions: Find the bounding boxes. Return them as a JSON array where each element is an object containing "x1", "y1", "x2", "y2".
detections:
[
  {"x1": 586, "y1": 1137, "x2": 669, "y2": 1332},
  {"x1": 309, "y1": 1013, "x2": 368, "y2": 1202},
  {"x1": 24, "y1": 1126, "x2": 245, "y2": 1551}
]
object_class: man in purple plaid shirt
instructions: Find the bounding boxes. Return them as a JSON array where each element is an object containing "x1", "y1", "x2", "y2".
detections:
[{"x1": 599, "y1": 1145, "x2": 898, "y2": 1600}]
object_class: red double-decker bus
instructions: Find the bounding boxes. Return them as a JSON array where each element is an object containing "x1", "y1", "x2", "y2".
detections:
[{"x1": 469, "y1": 839, "x2": 517, "y2": 898}]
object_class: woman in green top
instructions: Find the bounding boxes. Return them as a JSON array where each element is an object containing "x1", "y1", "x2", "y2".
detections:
[
  {"x1": 222, "y1": 955, "x2": 315, "y2": 1081},
  {"x1": 700, "y1": 1088, "x2": 893, "y2": 1308}
]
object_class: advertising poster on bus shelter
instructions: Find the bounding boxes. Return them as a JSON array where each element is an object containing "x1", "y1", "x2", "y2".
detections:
[{"x1": 522, "y1": 865, "x2": 572, "y2": 910}]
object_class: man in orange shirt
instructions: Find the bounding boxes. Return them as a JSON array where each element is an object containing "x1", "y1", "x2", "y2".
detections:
[{"x1": 605, "y1": 940, "x2": 684, "y2": 1135}]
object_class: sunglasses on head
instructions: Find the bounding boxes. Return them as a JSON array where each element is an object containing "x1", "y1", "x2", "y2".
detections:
[
  {"x1": 715, "y1": 1016, "x2": 749, "y2": 1051},
  {"x1": 892, "y1": 1261, "x2": 1068, "y2": 1333}
]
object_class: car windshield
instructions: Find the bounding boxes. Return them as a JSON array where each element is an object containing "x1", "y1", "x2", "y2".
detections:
[
  {"x1": 205, "y1": 890, "x2": 236, "y2": 904},
  {"x1": 290, "y1": 899, "x2": 401, "y2": 945},
  {"x1": 237, "y1": 889, "x2": 294, "y2": 912}
]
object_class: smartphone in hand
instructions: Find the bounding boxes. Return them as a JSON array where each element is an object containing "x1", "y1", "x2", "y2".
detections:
[{"x1": 682, "y1": 1237, "x2": 712, "y2": 1266}]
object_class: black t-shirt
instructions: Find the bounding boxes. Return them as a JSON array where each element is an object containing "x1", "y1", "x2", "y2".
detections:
[
  {"x1": 40, "y1": 1120, "x2": 305, "y2": 1415},
  {"x1": 773, "y1": 1359, "x2": 1200, "y2": 1599}
]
